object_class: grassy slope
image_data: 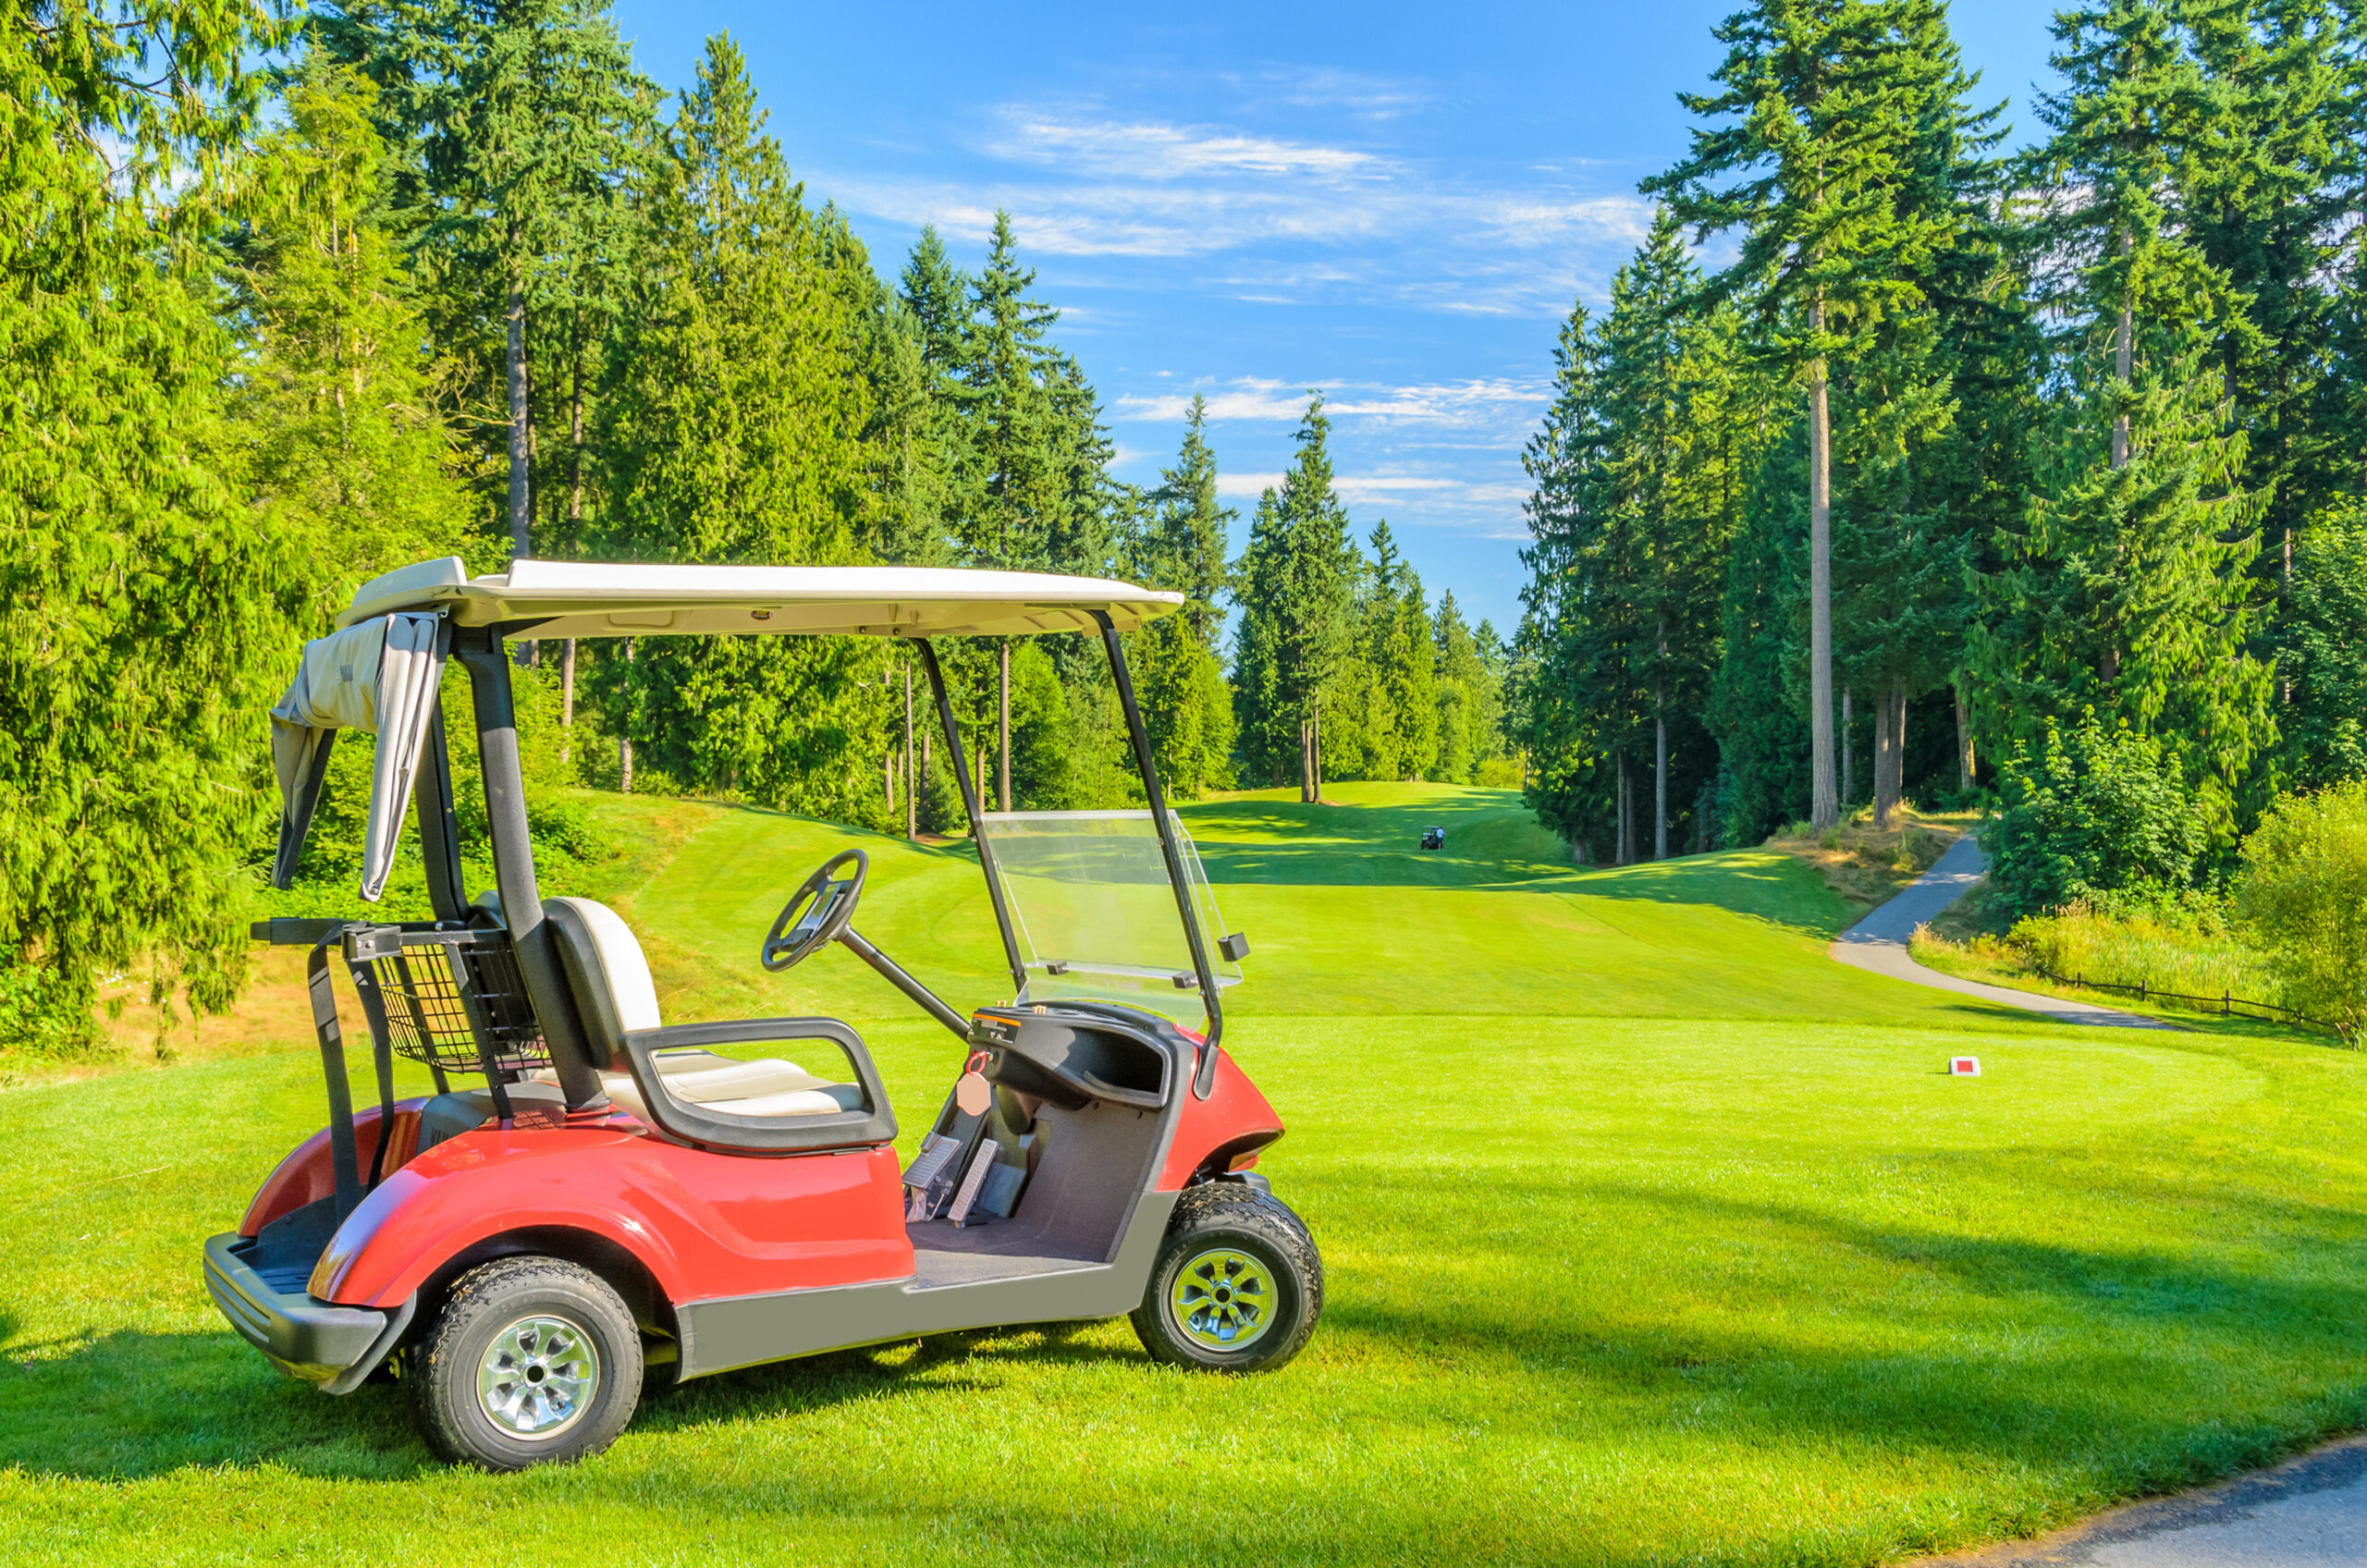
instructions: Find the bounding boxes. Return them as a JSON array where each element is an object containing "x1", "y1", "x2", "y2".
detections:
[{"x1": 5, "y1": 784, "x2": 2366, "y2": 1566}]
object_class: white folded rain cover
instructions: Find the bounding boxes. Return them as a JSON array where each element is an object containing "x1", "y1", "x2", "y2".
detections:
[{"x1": 268, "y1": 613, "x2": 445, "y2": 900}]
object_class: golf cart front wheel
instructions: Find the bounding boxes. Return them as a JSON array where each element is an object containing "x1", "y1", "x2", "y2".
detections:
[
  {"x1": 1132, "y1": 1184, "x2": 1322, "y2": 1373},
  {"x1": 411, "y1": 1256, "x2": 643, "y2": 1471}
]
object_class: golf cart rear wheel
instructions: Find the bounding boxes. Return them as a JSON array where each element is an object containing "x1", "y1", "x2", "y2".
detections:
[
  {"x1": 411, "y1": 1256, "x2": 642, "y2": 1471},
  {"x1": 1132, "y1": 1184, "x2": 1322, "y2": 1373}
]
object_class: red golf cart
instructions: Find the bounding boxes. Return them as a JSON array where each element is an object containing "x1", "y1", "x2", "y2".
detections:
[{"x1": 203, "y1": 557, "x2": 1321, "y2": 1470}]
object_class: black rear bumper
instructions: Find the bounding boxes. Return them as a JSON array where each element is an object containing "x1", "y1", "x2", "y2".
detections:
[{"x1": 202, "y1": 1232, "x2": 415, "y2": 1395}]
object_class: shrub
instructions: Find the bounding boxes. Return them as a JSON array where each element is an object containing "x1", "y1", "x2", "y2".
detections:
[
  {"x1": 1987, "y1": 714, "x2": 2207, "y2": 920},
  {"x1": 1476, "y1": 755, "x2": 1525, "y2": 790},
  {"x1": 2237, "y1": 780, "x2": 2367, "y2": 1035},
  {"x1": 0, "y1": 960, "x2": 98, "y2": 1057},
  {"x1": 2006, "y1": 900, "x2": 2275, "y2": 1004}
]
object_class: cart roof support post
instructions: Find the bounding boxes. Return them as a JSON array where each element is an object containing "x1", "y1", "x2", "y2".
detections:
[
  {"x1": 1093, "y1": 612, "x2": 1224, "y2": 1091},
  {"x1": 454, "y1": 629, "x2": 608, "y2": 1112},
  {"x1": 915, "y1": 639, "x2": 1028, "y2": 996}
]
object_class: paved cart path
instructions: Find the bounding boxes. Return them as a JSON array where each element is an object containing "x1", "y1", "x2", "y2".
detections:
[
  {"x1": 1829, "y1": 836, "x2": 2174, "y2": 1030},
  {"x1": 1915, "y1": 1433, "x2": 2367, "y2": 1568}
]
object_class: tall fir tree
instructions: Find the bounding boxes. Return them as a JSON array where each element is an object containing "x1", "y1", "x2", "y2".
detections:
[
  {"x1": 1981, "y1": 0, "x2": 2275, "y2": 828},
  {"x1": 228, "y1": 55, "x2": 479, "y2": 606},
  {"x1": 588, "y1": 33, "x2": 889, "y2": 822},
  {"x1": 1647, "y1": 0, "x2": 1975, "y2": 829},
  {"x1": 318, "y1": 0, "x2": 653, "y2": 569},
  {"x1": 1126, "y1": 397, "x2": 1236, "y2": 796},
  {"x1": 1, "y1": 0, "x2": 300, "y2": 1039}
]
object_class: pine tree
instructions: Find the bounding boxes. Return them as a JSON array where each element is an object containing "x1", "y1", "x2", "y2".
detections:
[
  {"x1": 319, "y1": 0, "x2": 653, "y2": 568},
  {"x1": 2274, "y1": 503, "x2": 2367, "y2": 785},
  {"x1": 1127, "y1": 397, "x2": 1235, "y2": 795},
  {"x1": 1271, "y1": 397, "x2": 1357, "y2": 800},
  {"x1": 965, "y1": 212, "x2": 1062, "y2": 570},
  {"x1": 1365, "y1": 523, "x2": 1438, "y2": 780},
  {"x1": 1229, "y1": 490, "x2": 1293, "y2": 786},
  {"x1": 1646, "y1": 0, "x2": 1975, "y2": 829},
  {"x1": 1431, "y1": 591, "x2": 1488, "y2": 785},
  {"x1": 228, "y1": 55, "x2": 478, "y2": 606},
  {"x1": 1, "y1": 0, "x2": 299, "y2": 1040},
  {"x1": 588, "y1": 34, "x2": 889, "y2": 821},
  {"x1": 1982, "y1": 0, "x2": 2275, "y2": 828},
  {"x1": 1518, "y1": 296, "x2": 1618, "y2": 857},
  {"x1": 1519, "y1": 219, "x2": 1748, "y2": 858}
]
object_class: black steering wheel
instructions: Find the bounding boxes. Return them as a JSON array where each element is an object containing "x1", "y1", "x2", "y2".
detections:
[{"x1": 762, "y1": 849, "x2": 868, "y2": 972}]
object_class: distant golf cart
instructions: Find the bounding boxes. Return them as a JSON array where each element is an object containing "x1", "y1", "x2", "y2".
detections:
[
  {"x1": 204, "y1": 558, "x2": 1321, "y2": 1471},
  {"x1": 1420, "y1": 826, "x2": 1445, "y2": 851}
]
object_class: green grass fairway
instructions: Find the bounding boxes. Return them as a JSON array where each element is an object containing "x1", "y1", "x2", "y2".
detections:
[{"x1": 6, "y1": 783, "x2": 2367, "y2": 1565}]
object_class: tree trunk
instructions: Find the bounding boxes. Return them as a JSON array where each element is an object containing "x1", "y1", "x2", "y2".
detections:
[
  {"x1": 1808, "y1": 307, "x2": 1837, "y2": 829},
  {"x1": 1313, "y1": 692, "x2": 1324, "y2": 802},
  {"x1": 998, "y1": 642, "x2": 1012, "y2": 813},
  {"x1": 904, "y1": 663, "x2": 916, "y2": 840},
  {"x1": 569, "y1": 332, "x2": 585, "y2": 545},
  {"x1": 559, "y1": 639, "x2": 576, "y2": 766},
  {"x1": 1841, "y1": 688, "x2": 1854, "y2": 808},
  {"x1": 1872, "y1": 680, "x2": 1908, "y2": 829},
  {"x1": 1615, "y1": 751, "x2": 1630, "y2": 867},
  {"x1": 2112, "y1": 232, "x2": 2132, "y2": 470},
  {"x1": 2282, "y1": 526, "x2": 2294, "y2": 704},
  {"x1": 885, "y1": 750, "x2": 894, "y2": 811},
  {"x1": 920, "y1": 727, "x2": 932, "y2": 831},
  {"x1": 1954, "y1": 678, "x2": 1973, "y2": 793},
  {"x1": 507, "y1": 255, "x2": 533, "y2": 667},
  {"x1": 1894, "y1": 683, "x2": 1909, "y2": 812},
  {"x1": 1653, "y1": 709, "x2": 1668, "y2": 862},
  {"x1": 619, "y1": 639, "x2": 634, "y2": 794}
]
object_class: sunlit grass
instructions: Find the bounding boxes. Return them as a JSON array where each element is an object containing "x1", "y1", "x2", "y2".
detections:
[{"x1": 4, "y1": 784, "x2": 2364, "y2": 1566}]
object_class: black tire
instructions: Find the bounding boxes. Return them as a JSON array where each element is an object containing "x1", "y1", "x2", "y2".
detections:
[
  {"x1": 1131, "y1": 1183, "x2": 1322, "y2": 1373},
  {"x1": 411, "y1": 1256, "x2": 643, "y2": 1471}
]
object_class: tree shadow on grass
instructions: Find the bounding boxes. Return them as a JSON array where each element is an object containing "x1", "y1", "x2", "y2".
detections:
[{"x1": 1326, "y1": 1173, "x2": 2367, "y2": 1489}]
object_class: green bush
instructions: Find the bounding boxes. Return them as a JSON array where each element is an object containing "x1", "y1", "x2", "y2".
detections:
[
  {"x1": 2005, "y1": 900, "x2": 2276, "y2": 1004},
  {"x1": 2237, "y1": 780, "x2": 2367, "y2": 1035},
  {"x1": 0, "y1": 960, "x2": 99, "y2": 1057},
  {"x1": 1987, "y1": 714, "x2": 2207, "y2": 920}
]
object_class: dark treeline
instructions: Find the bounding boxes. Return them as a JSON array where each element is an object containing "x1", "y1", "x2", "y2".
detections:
[
  {"x1": 0, "y1": 2, "x2": 1517, "y2": 1041},
  {"x1": 1515, "y1": 0, "x2": 2367, "y2": 866}
]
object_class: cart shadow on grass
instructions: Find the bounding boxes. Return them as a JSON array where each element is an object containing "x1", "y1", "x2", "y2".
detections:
[{"x1": 0, "y1": 1317, "x2": 1138, "y2": 1481}]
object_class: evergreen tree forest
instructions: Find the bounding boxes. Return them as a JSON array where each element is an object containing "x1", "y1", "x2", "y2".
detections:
[
  {"x1": 0, "y1": 2, "x2": 1512, "y2": 1040},
  {"x1": 1521, "y1": 0, "x2": 2367, "y2": 867}
]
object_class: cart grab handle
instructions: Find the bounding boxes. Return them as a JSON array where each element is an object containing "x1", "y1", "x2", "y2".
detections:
[{"x1": 252, "y1": 917, "x2": 354, "y2": 947}]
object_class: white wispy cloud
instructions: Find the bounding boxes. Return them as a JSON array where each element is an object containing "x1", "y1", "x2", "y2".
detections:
[
  {"x1": 1113, "y1": 376, "x2": 1549, "y2": 430},
  {"x1": 812, "y1": 103, "x2": 1654, "y2": 309},
  {"x1": 1207, "y1": 470, "x2": 1535, "y2": 517},
  {"x1": 987, "y1": 109, "x2": 1389, "y2": 182}
]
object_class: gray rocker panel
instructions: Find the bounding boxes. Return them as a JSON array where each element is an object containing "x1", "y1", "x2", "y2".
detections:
[{"x1": 674, "y1": 1190, "x2": 1178, "y2": 1379}]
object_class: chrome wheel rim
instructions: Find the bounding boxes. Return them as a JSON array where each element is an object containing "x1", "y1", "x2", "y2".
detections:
[
  {"x1": 476, "y1": 1314, "x2": 600, "y2": 1439},
  {"x1": 1169, "y1": 1247, "x2": 1276, "y2": 1351}
]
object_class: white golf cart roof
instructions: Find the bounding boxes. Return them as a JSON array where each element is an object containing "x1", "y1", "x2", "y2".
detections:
[{"x1": 337, "y1": 557, "x2": 1185, "y2": 640}]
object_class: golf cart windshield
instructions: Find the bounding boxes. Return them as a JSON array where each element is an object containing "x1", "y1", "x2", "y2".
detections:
[{"x1": 981, "y1": 811, "x2": 1240, "y2": 1028}]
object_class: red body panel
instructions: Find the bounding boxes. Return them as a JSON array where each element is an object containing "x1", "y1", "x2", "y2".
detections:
[
  {"x1": 240, "y1": 1106, "x2": 423, "y2": 1236},
  {"x1": 247, "y1": 1041, "x2": 1282, "y2": 1319},
  {"x1": 1157, "y1": 1049, "x2": 1284, "y2": 1190},
  {"x1": 287, "y1": 1115, "x2": 909, "y2": 1309}
]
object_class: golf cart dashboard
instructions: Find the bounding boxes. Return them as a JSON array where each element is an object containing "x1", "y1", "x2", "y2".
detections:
[{"x1": 966, "y1": 1003, "x2": 1185, "y2": 1111}]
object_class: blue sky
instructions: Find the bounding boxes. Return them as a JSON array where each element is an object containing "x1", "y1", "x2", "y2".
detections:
[{"x1": 609, "y1": 1, "x2": 2070, "y2": 634}]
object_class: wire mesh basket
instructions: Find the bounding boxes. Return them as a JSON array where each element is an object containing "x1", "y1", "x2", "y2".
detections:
[{"x1": 344, "y1": 925, "x2": 550, "y2": 1077}]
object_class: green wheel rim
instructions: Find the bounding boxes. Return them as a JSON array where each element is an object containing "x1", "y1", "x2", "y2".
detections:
[{"x1": 1168, "y1": 1246, "x2": 1277, "y2": 1351}]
